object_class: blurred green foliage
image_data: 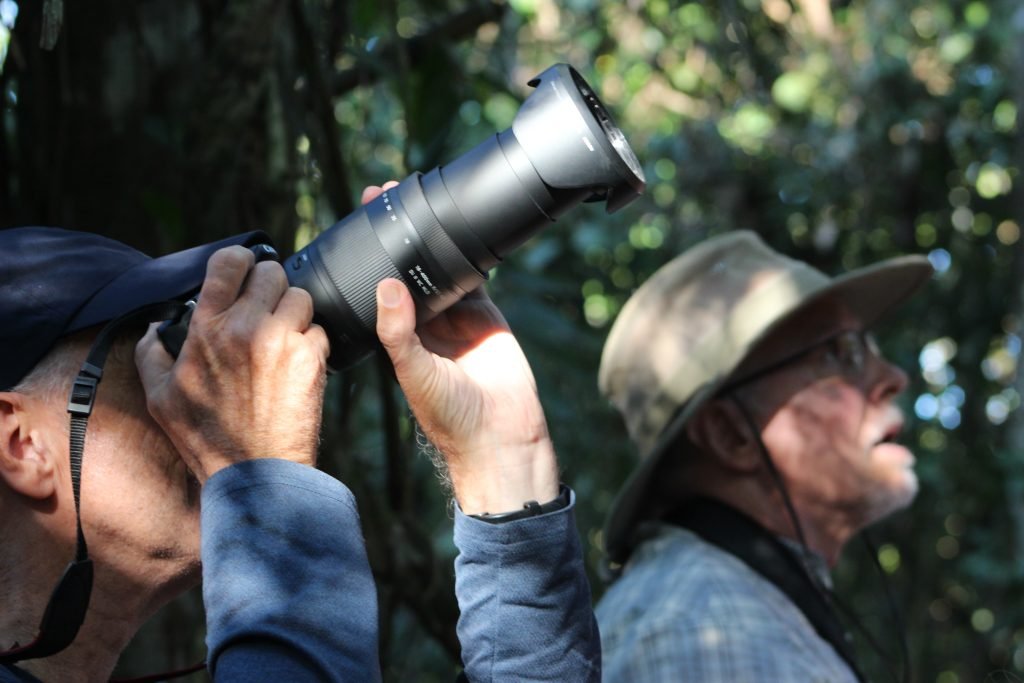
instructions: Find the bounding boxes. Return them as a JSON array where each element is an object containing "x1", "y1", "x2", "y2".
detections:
[{"x1": 2, "y1": 0, "x2": 1023, "y2": 680}]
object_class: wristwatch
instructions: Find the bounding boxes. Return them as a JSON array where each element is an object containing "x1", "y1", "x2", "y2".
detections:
[{"x1": 470, "y1": 485, "x2": 571, "y2": 524}]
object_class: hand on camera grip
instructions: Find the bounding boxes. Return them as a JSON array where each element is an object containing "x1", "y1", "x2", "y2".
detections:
[{"x1": 157, "y1": 244, "x2": 280, "y2": 359}]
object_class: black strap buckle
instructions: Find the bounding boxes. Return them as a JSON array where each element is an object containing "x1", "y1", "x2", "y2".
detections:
[{"x1": 66, "y1": 374, "x2": 99, "y2": 417}]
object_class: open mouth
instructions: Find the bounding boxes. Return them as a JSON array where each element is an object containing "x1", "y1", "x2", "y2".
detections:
[{"x1": 875, "y1": 420, "x2": 904, "y2": 446}]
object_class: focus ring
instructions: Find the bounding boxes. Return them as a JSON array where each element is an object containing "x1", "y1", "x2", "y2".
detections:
[
  {"x1": 399, "y1": 183, "x2": 464, "y2": 277},
  {"x1": 316, "y1": 215, "x2": 401, "y2": 328},
  {"x1": 398, "y1": 178, "x2": 486, "y2": 297}
]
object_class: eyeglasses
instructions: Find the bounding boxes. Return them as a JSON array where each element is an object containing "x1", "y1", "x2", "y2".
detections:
[
  {"x1": 825, "y1": 329, "x2": 880, "y2": 377},
  {"x1": 722, "y1": 329, "x2": 880, "y2": 394}
]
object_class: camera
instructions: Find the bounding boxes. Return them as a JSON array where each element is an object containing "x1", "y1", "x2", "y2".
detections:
[{"x1": 163, "y1": 63, "x2": 645, "y2": 369}]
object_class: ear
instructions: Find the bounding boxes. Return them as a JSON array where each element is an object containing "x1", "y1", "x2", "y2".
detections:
[
  {"x1": 0, "y1": 392, "x2": 59, "y2": 500},
  {"x1": 685, "y1": 398, "x2": 761, "y2": 474}
]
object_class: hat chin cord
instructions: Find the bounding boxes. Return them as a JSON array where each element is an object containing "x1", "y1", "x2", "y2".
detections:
[
  {"x1": 728, "y1": 395, "x2": 910, "y2": 683},
  {"x1": 0, "y1": 301, "x2": 207, "y2": 683}
]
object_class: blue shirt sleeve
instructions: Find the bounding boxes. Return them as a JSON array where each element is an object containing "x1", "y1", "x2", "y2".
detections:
[
  {"x1": 0, "y1": 664, "x2": 42, "y2": 682},
  {"x1": 453, "y1": 488, "x2": 601, "y2": 682},
  {"x1": 200, "y1": 459, "x2": 381, "y2": 682}
]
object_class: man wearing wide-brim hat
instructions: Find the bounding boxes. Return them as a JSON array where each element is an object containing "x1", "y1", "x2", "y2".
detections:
[{"x1": 595, "y1": 230, "x2": 932, "y2": 681}]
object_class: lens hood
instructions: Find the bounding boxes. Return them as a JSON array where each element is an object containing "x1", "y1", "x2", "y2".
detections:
[{"x1": 513, "y1": 64, "x2": 646, "y2": 213}]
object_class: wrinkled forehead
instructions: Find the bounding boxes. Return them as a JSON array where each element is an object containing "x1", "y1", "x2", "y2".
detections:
[{"x1": 737, "y1": 295, "x2": 861, "y2": 376}]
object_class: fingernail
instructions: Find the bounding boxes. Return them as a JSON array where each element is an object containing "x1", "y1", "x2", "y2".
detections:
[{"x1": 378, "y1": 280, "x2": 401, "y2": 308}]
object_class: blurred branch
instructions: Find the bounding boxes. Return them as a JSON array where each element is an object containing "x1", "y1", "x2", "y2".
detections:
[
  {"x1": 374, "y1": 351, "x2": 462, "y2": 660},
  {"x1": 1004, "y1": 3, "x2": 1024, "y2": 567},
  {"x1": 40, "y1": 0, "x2": 62, "y2": 49},
  {"x1": 392, "y1": 512, "x2": 461, "y2": 658},
  {"x1": 329, "y1": 370, "x2": 365, "y2": 482},
  {"x1": 384, "y1": 0, "x2": 414, "y2": 171},
  {"x1": 0, "y1": 65, "x2": 9, "y2": 220},
  {"x1": 288, "y1": 0, "x2": 354, "y2": 219},
  {"x1": 355, "y1": 467, "x2": 461, "y2": 664},
  {"x1": 332, "y1": 0, "x2": 506, "y2": 96},
  {"x1": 326, "y1": 0, "x2": 349, "y2": 63},
  {"x1": 181, "y1": 0, "x2": 286, "y2": 244},
  {"x1": 375, "y1": 352, "x2": 407, "y2": 511}
]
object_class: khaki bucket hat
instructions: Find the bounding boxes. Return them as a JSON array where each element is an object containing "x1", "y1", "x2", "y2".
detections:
[{"x1": 599, "y1": 230, "x2": 933, "y2": 563}]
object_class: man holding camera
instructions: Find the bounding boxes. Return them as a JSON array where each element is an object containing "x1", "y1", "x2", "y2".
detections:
[
  {"x1": 595, "y1": 231, "x2": 931, "y2": 681},
  {"x1": 0, "y1": 187, "x2": 598, "y2": 681}
]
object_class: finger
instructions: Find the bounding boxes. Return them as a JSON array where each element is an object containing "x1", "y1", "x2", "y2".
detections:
[
  {"x1": 360, "y1": 180, "x2": 400, "y2": 206},
  {"x1": 376, "y1": 279, "x2": 437, "y2": 388},
  {"x1": 195, "y1": 246, "x2": 255, "y2": 317},
  {"x1": 304, "y1": 322, "x2": 331, "y2": 365},
  {"x1": 236, "y1": 260, "x2": 289, "y2": 315},
  {"x1": 461, "y1": 283, "x2": 491, "y2": 302},
  {"x1": 361, "y1": 186, "x2": 384, "y2": 205},
  {"x1": 274, "y1": 286, "x2": 316, "y2": 331},
  {"x1": 135, "y1": 323, "x2": 174, "y2": 394},
  {"x1": 445, "y1": 285, "x2": 510, "y2": 335}
]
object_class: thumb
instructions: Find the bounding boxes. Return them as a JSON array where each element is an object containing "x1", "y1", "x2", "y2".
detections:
[
  {"x1": 135, "y1": 322, "x2": 175, "y2": 396},
  {"x1": 375, "y1": 279, "x2": 436, "y2": 388}
]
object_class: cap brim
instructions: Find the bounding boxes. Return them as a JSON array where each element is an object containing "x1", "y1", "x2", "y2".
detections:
[
  {"x1": 67, "y1": 231, "x2": 270, "y2": 333},
  {"x1": 603, "y1": 254, "x2": 933, "y2": 563}
]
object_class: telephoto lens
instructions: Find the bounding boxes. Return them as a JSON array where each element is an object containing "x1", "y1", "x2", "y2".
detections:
[
  {"x1": 158, "y1": 64, "x2": 645, "y2": 368},
  {"x1": 287, "y1": 63, "x2": 645, "y2": 370}
]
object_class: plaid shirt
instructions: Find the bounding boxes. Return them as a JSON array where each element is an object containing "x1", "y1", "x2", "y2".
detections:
[{"x1": 596, "y1": 524, "x2": 859, "y2": 683}]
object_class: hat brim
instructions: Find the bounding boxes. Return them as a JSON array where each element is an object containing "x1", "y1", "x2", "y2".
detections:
[
  {"x1": 603, "y1": 254, "x2": 933, "y2": 563},
  {"x1": 67, "y1": 231, "x2": 271, "y2": 333}
]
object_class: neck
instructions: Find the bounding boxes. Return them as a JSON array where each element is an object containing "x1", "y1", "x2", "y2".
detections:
[
  {"x1": 694, "y1": 477, "x2": 855, "y2": 567},
  {"x1": 763, "y1": 495, "x2": 852, "y2": 567},
  {"x1": 18, "y1": 631, "x2": 131, "y2": 683},
  {"x1": 4, "y1": 534, "x2": 195, "y2": 682}
]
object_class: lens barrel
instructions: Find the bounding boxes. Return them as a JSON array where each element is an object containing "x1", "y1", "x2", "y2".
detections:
[{"x1": 284, "y1": 63, "x2": 645, "y2": 370}]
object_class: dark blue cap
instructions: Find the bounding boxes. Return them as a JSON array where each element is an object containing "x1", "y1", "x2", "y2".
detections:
[{"x1": 0, "y1": 227, "x2": 271, "y2": 390}]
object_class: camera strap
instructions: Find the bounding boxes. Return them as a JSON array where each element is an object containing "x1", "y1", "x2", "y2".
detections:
[
  {"x1": 0, "y1": 300, "x2": 187, "y2": 664},
  {"x1": 662, "y1": 497, "x2": 865, "y2": 681}
]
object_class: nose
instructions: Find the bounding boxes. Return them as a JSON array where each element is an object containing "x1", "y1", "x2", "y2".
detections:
[{"x1": 867, "y1": 354, "x2": 908, "y2": 404}]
